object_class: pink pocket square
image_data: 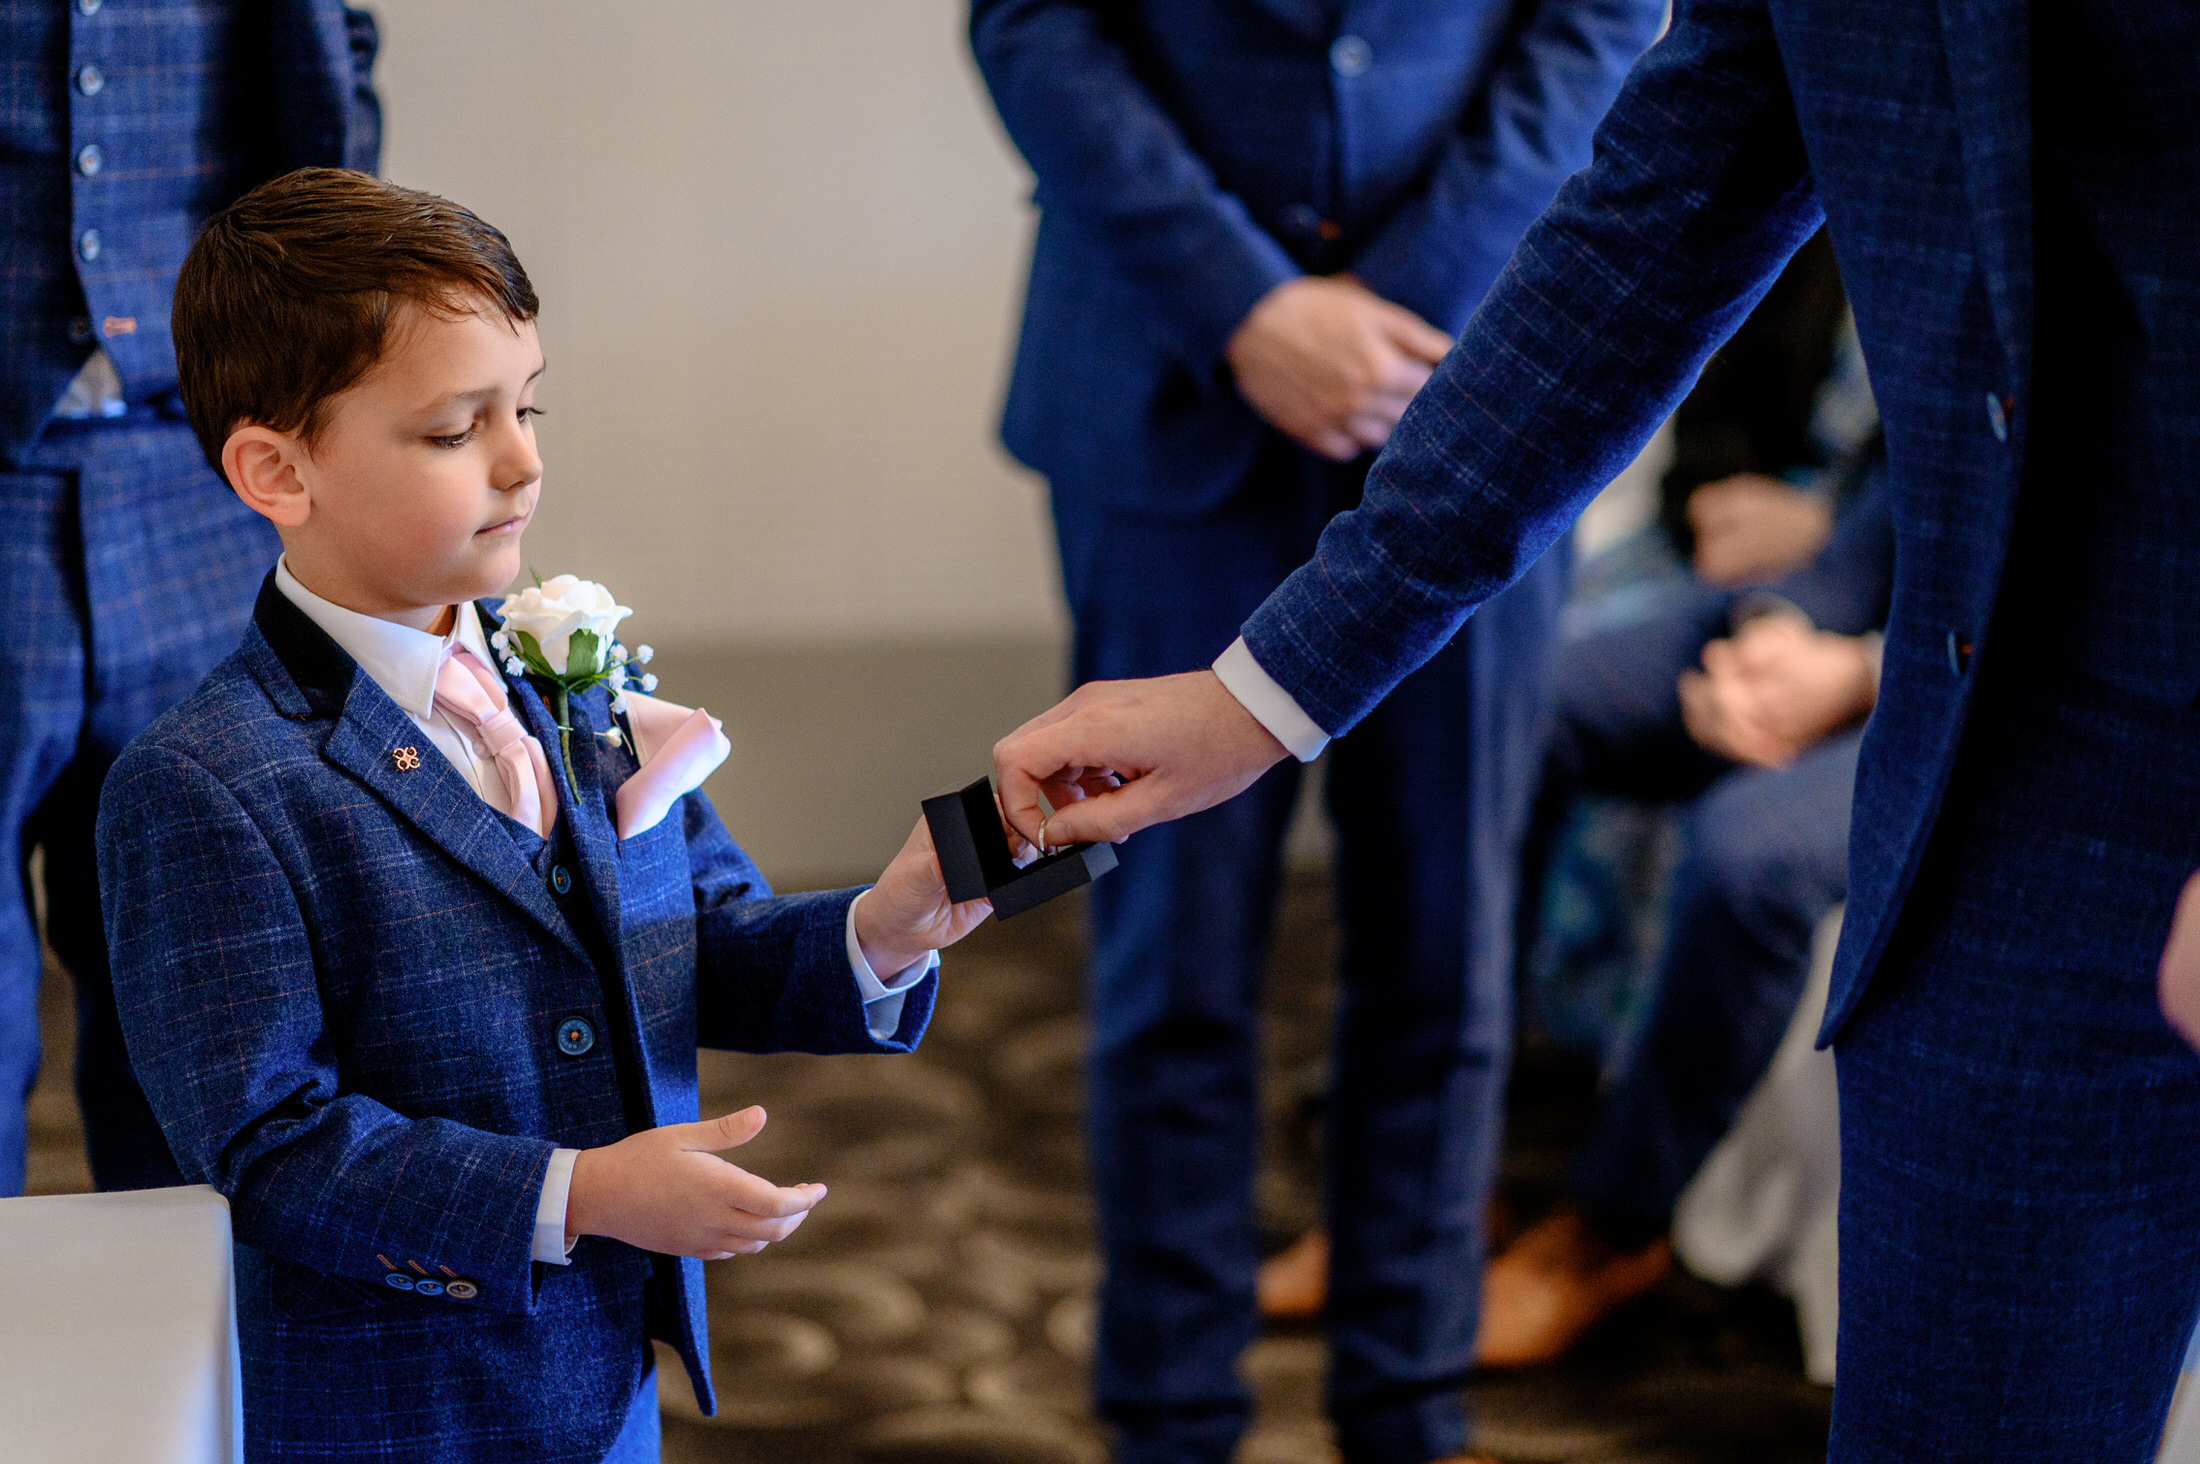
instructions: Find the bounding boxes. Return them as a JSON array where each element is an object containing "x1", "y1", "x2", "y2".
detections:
[{"x1": 614, "y1": 693, "x2": 731, "y2": 839}]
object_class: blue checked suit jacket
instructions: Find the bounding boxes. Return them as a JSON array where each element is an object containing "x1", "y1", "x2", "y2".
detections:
[
  {"x1": 1235, "y1": 0, "x2": 2191, "y2": 1041},
  {"x1": 97, "y1": 579, "x2": 933, "y2": 1463},
  {"x1": 970, "y1": 0, "x2": 1666, "y2": 517},
  {"x1": 0, "y1": 0, "x2": 380, "y2": 460}
]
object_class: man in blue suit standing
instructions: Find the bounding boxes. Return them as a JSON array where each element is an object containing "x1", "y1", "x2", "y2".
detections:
[
  {"x1": 998, "y1": 0, "x2": 2200, "y2": 1456},
  {"x1": 969, "y1": 5, "x2": 1663, "y2": 1461},
  {"x1": 0, "y1": 0, "x2": 379, "y2": 1195}
]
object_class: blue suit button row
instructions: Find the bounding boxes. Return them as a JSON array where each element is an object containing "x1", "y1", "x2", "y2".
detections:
[
  {"x1": 383, "y1": 1271, "x2": 478, "y2": 1299},
  {"x1": 557, "y1": 1016, "x2": 595, "y2": 1056}
]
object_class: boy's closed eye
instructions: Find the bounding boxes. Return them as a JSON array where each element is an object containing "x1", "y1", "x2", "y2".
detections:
[{"x1": 427, "y1": 404, "x2": 544, "y2": 451}]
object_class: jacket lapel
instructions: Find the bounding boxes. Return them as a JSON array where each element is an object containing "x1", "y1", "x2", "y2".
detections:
[
  {"x1": 1935, "y1": 0, "x2": 2035, "y2": 393},
  {"x1": 249, "y1": 579, "x2": 595, "y2": 968}
]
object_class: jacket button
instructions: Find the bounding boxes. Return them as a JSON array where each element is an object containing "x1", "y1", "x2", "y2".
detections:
[
  {"x1": 75, "y1": 143, "x2": 103, "y2": 176},
  {"x1": 445, "y1": 1279, "x2": 478, "y2": 1300},
  {"x1": 76, "y1": 64, "x2": 104, "y2": 96},
  {"x1": 1329, "y1": 34, "x2": 1372, "y2": 77},
  {"x1": 383, "y1": 1272, "x2": 415, "y2": 1291},
  {"x1": 556, "y1": 1017, "x2": 595, "y2": 1056},
  {"x1": 549, "y1": 863, "x2": 572, "y2": 895},
  {"x1": 1984, "y1": 391, "x2": 2009, "y2": 443},
  {"x1": 1947, "y1": 629, "x2": 1973, "y2": 675}
]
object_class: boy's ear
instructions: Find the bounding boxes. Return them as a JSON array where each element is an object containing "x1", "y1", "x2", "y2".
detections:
[{"x1": 223, "y1": 425, "x2": 311, "y2": 528}]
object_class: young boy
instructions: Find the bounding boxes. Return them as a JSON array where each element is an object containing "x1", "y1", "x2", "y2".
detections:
[{"x1": 95, "y1": 168, "x2": 992, "y2": 1463}]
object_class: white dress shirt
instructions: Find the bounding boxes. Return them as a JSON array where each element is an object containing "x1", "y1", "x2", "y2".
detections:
[
  {"x1": 1211, "y1": 637, "x2": 1330, "y2": 762},
  {"x1": 273, "y1": 561, "x2": 935, "y2": 1262}
]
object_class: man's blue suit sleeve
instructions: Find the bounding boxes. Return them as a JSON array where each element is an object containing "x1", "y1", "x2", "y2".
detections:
[
  {"x1": 1242, "y1": 0, "x2": 1824, "y2": 735},
  {"x1": 1348, "y1": 0, "x2": 1668, "y2": 332},
  {"x1": 969, "y1": 0, "x2": 1300, "y2": 370},
  {"x1": 97, "y1": 742, "x2": 552, "y2": 1317}
]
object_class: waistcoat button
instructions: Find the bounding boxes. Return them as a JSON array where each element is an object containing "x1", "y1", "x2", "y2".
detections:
[
  {"x1": 77, "y1": 229, "x2": 101, "y2": 262},
  {"x1": 1330, "y1": 34, "x2": 1372, "y2": 77},
  {"x1": 1984, "y1": 391, "x2": 2008, "y2": 443},
  {"x1": 75, "y1": 143, "x2": 103, "y2": 176},
  {"x1": 76, "y1": 65, "x2": 104, "y2": 96},
  {"x1": 556, "y1": 1017, "x2": 596, "y2": 1056},
  {"x1": 549, "y1": 863, "x2": 573, "y2": 895}
]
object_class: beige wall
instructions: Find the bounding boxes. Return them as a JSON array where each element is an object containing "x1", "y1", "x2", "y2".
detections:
[{"x1": 372, "y1": 0, "x2": 1064, "y2": 651}]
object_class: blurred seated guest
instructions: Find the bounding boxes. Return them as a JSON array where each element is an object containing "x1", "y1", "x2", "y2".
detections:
[
  {"x1": 1481, "y1": 438, "x2": 1890, "y2": 1366},
  {"x1": 1262, "y1": 439, "x2": 1891, "y2": 1362}
]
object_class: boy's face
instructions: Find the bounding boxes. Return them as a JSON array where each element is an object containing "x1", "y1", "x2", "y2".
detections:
[{"x1": 271, "y1": 299, "x2": 545, "y2": 628}]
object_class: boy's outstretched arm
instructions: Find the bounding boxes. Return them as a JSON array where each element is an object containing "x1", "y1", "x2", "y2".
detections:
[{"x1": 687, "y1": 796, "x2": 988, "y2": 1053}]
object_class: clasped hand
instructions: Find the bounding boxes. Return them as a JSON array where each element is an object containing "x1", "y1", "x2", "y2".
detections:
[
  {"x1": 566, "y1": 819, "x2": 990, "y2": 1259},
  {"x1": 1679, "y1": 611, "x2": 1876, "y2": 769},
  {"x1": 1225, "y1": 276, "x2": 1451, "y2": 460}
]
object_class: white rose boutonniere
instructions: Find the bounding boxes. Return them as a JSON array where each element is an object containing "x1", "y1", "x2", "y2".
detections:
[{"x1": 492, "y1": 573, "x2": 660, "y2": 780}]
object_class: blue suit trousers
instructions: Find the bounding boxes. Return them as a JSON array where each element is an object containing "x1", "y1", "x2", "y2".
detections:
[
  {"x1": 1054, "y1": 450, "x2": 1565, "y2": 1464},
  {"x1": 1831, "y1": 649, "x2": 2200, "y2": 1461},
  {"x1": 0, "y1": 409, "x2": 276, "y2": 1194}
]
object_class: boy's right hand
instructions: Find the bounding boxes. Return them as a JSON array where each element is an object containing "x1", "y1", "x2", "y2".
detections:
[{"x1": 564, "y1": 1106, "x2": 824, "y2": 1261}]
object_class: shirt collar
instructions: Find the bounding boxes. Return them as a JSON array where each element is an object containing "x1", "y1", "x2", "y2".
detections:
[{"x1": 274, "y1": 558, "x2": 496, "y2": 720}]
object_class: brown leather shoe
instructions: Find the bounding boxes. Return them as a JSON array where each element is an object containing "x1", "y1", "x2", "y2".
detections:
[
  {"x1": 1474, "y1": 1208, "x2": 1670, "y2": 1369},
  {"x1": 1256, "y1": 1227, "x2": 1330, "y2": 1319}
]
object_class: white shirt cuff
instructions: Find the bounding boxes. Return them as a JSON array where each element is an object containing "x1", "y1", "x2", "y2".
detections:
[
  {"x1": 533, "y1": 1148, "x2": 580, "y2": 1265},
  {"x1": 1212, "y1": 637, "x2": 1329, "y2": 763},
  {"x1": 845, "y1": 893, "x2": 937, "y2": 1041}
]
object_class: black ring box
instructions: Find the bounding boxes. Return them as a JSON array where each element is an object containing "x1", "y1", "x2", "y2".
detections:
[{"x1": 921, "y1": 776, "x2": 1118, "y2": 921}]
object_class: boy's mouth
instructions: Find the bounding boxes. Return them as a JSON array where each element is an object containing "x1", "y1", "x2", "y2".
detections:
[{"x1": 477, "y1": 508, "x2": 530, "y2": 538}]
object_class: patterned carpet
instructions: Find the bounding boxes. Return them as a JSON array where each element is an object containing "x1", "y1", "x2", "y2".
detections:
[{"x1": 28, "y1": 875, "x2": 1829, "y2": 1463}]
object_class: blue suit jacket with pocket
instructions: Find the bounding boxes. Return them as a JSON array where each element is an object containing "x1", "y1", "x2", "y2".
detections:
[{"x1": 97, "y1": 578, "x2": 933, "y2": 1462}]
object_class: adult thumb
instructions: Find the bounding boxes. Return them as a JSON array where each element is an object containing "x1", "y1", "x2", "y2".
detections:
[
  {"x1": 685, "y1": 1106, "x2": 766, "y2": 1152},
  {"x1": 1033, "y1": 776, "x2": 1173, "y2": 848}
]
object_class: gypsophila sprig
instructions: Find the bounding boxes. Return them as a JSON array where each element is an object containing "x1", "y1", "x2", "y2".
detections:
[{"x1": 497, "y1": 574, "x2": 644, "y2": 781}]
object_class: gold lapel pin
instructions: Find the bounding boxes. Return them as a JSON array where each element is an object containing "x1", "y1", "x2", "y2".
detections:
[{"x1": 392, "y1": 747, "x2": 422, "y2": 772}]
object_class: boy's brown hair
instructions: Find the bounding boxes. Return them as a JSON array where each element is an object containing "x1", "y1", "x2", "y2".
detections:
[{"x1": 174, "y1": 168, "x2": 538, "y2": 475}]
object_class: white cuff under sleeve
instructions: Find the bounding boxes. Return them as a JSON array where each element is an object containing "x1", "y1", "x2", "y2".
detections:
[
  {"x1": 1212, "y1": 637, "x2": 1329, "y2": 763},
  {"x1": 533, "y1": 1147, "x2": 580, "y2": 1265},
  {"x1": 845, "y1": 893, "x2": 938, "y2": 1041}
]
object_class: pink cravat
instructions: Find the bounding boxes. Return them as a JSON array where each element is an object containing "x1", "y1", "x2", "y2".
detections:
[{"x1": 433, "y1": 646, "x2": 558, "y2": 838}]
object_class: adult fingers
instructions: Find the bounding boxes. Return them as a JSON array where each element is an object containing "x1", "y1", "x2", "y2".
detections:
[
  {"x1": 1345, "y1": 412, "x2": 1400, "y2": 453},
  {"x1": 1024, "y1": 774, "x2": 1176, "y2": 848},
  {"x1": 1378, "y1": 303, "x2": 1453, "y2": 363}
]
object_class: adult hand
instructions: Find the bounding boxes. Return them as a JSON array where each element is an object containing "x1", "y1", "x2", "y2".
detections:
[
  {"x1": 1688, "y1": 473, "x2": 1835, "y2": 586},
  {"x1": 2159, "y1": 870, "x2": 2200, "y2": 1051},
  {"x1": 854, "y1": 817, "x2": 994, "y2": 977},
  {"x1": 991, "y1": 670, "x2": 1289, "y2": 850},
  {"x1": 1224, "y1": 276, "x2": 1452, "y2": 461},
  {"x1": 1678, "y1": 613, "x2": 1876, "y2": 768},
  {"x1": 565, "y1": 1106, "x2": 824, "y2": 1261}
]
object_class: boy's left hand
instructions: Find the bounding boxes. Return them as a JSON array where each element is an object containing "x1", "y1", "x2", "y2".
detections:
[{"x1": 854, "y1": 817, "x2": 993, "y2": 976}]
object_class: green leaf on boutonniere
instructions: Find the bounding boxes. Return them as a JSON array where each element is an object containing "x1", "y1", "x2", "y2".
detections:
[{"x1": 567, "y1": 629, "x2": 603, "y2": 681}]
